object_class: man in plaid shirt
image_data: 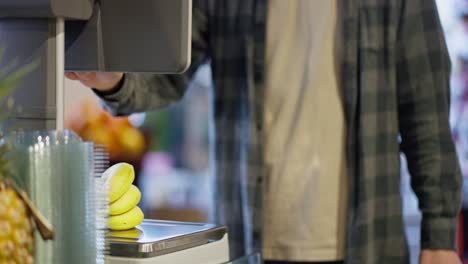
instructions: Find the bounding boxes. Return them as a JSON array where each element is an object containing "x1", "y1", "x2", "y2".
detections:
[{"x1": 68, "y1": 0, "x2": 462, "y2": 263}]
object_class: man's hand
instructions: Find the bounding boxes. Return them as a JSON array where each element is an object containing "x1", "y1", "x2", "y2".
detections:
[
  {"x1": 420, "y1": 249, "x2": 461, "y2": 264},
  {"x1": 65, "y1": 72, "x2": 124, "y2": 92}
]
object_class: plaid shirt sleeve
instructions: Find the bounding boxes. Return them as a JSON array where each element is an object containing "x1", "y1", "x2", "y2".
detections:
[
  {"x1": 396, "y1": 0, "x2": 463, "y2": 250},
  {"x1": 96, "y1": 0, "x2": 210, "y2": 116}
]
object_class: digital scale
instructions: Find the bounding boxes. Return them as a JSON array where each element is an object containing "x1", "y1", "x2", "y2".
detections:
[{"x1": 107, "y1": 220, "x2": 229, "y2": 264}]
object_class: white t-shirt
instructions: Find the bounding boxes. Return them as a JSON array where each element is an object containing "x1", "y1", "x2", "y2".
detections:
[{"x1": 262, "y1": 0, "x2": 348, "y2": 261}]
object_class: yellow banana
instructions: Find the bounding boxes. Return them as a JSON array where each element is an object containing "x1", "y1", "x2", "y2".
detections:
[
  {"x1": 109, "y1": 185, "x2": 141, "y2": 216},
  {"x1": 102, "y1": 163, "x2": 135, "y2": 203},
  {"x1": 108, "y1": 206, "x2": 144, "y2": 231}
]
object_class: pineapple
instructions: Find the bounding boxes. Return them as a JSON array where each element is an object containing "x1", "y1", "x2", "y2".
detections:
[
  {"x1": 0, "y1": 139, "x2": 34, "y2": 264},
  {"x1": 0, "y1": 179, "x2": 34, "y2": 264},
  {"x1": 0, "y1": 49, "x2": 38, "y2": 264}
]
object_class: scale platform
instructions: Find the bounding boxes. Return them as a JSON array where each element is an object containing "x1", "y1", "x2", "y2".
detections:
[{"x1": 106, "y1": 219, "x2": 230, "y2": 264}]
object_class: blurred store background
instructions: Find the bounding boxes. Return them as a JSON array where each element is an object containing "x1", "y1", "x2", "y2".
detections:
[
  {"x1": 64, "y1": 1, "x2": 468, "y2": 263},
  {"x1": 440, "y1": 0, "x2": 468, "y2": 262}
]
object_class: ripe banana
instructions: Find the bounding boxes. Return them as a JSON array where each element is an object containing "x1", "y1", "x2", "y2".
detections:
[
  {"x1": 108, "y1": 206, "x2": 144, "y2": 231},
  {"x1": 102, "y1": 162, "x2": 144, "y2": 230},
  {"x1": 109, "y1": 185, "x2": 141, "y2": 216},
  {"x1": 102, "y1": 163, "x2": 135, "y2": 203}
]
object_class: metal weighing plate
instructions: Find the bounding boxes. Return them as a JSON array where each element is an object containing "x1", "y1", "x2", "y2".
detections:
[{"x1": 108, "y1": 219, "x2": 227, "y2": 258}]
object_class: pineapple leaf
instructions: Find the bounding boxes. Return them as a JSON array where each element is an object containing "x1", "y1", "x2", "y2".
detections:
[
  {"x1": 0, "y1": 47, "x2": 39, "y2": 99},
  {"x1": 0, "y1": 57, "x2": 19, "y2": 79},
  {"x1": 0, "y1": 47, "x2": 39, "y2": 126},
  {"x1": 0, "y1": 60, "x2": 39, "y2": 99},
  {"x1": 0, "y1": 47, "x2": 38, "y2": 186}
]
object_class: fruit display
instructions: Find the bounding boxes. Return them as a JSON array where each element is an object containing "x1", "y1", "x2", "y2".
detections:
[
  {"x1": 65, "y1": 98, "x2": 146, "y2": 162},
  {"x1": 102, "y1": 163, "x2": 144, "y2": 230}
]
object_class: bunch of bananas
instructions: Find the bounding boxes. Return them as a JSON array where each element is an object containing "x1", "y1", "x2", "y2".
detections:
[{"x1": 102, "y1": 163, "x2": 144, "y2": 230}]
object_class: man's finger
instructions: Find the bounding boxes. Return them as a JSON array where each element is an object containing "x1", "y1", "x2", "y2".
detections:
[
  {"x1": 64, "y1": 72, "x2": 78, "y2": 80},
  {"x1": 75, "y1": 72, "x2": 95, "y2": 81}
]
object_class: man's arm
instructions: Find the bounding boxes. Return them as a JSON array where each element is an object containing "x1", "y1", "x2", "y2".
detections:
[
  {"x1": 396, "y1": 0, "x2": 462, "y2": 253},
  {"x1": 67, "y1": 0, "x2": 210, "y2": 116}
]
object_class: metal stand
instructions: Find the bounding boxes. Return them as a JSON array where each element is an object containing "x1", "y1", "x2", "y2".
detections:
[{"x1": 55, "y1": 17, "x2": 65, "y2": 130}]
